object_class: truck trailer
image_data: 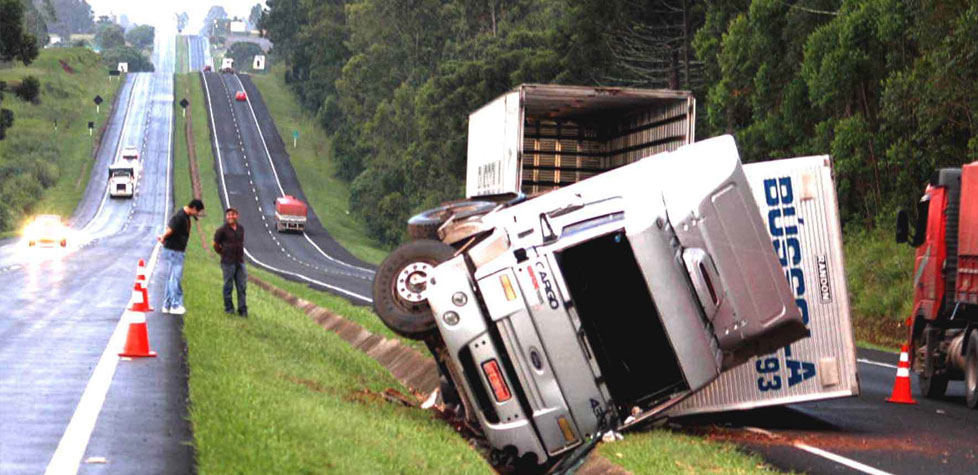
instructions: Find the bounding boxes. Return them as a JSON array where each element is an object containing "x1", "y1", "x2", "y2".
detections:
[
  {"x1": 898, "y1": 161, "x2": 978, "y2": 407},
  {"x1": 108, "y1": 162, "x2": 136, "y2": 198}
]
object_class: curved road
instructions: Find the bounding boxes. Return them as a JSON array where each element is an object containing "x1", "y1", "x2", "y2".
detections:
[
  {"x1": 200, "y1": 70, "x2": 375, "y2": 304},
  {"x1": 0, "y1": 33, "x2": 191, "y2": 474}
]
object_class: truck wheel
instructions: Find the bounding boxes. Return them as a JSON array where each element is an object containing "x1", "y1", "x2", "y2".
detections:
[
  {"x1": 407, "y1": 201, "x2": 496, "y2": 240},
  {"x1": 919, "y1": 325, "x2": 949, "y2": 398},
  {"x1": 373, "y1": 239, "x2": 455, "y2": 339},
  {"x1": 966, "y1": 331, "x2": 978, "y2": 409}
]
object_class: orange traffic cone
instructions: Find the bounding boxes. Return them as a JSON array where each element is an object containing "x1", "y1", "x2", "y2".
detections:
[
  {"x1": 886, "y1": 345, "x2": 917, "y2": 404},
  {"x1": 135, "y1": 258, "x2": 147, "y2": 286},
  {"x1": 127, "y1": 280, "x2": 153, "y2": 312},
  {"x1": 118, "y1": 311, "x2": 157, "y2": 358}
]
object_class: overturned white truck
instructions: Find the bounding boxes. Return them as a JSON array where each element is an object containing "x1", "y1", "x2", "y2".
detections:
[{"x1": 372, "y1": 85, "x2": 858, "y2": 468}]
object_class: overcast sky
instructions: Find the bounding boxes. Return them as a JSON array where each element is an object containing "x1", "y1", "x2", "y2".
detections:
[{"x1": 88, "y1": 0, "x2": 264, "y2": 32}]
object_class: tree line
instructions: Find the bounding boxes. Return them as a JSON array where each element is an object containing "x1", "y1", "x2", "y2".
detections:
[{"x1": 261, "y1": 0, "x2": 975, "y2": 245}]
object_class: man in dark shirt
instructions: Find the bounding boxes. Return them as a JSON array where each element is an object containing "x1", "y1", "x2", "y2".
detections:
[
  {"x1": 213, "y1": 207, "x2": 247, "y2": 317},
  {"x1": 157, "y1": 199, "x2": 204, "y2": 315}
]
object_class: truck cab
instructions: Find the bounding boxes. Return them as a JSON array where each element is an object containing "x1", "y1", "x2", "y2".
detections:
[
  {"x1": 108, "y1": 163, "x2": 135, "y2": 198},
  {"x1": 898, "y1": 162, "x2": 978, "y2": 407}
]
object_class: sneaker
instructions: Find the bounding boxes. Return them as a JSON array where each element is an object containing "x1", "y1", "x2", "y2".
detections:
[
  {"x1": 170, "y1": 305, "x2": 186, "y2": 315},
  {"x1": 238, "y1": 311, "x2": 248, "y2": 318},
  {"x1": 161, "y1": 307, "x2": 171, "y2": 314}
]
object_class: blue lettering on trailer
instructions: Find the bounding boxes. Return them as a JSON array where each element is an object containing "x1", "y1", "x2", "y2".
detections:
[{"x1": 756, "y1": 176, "x2": 816, "y2": 392}]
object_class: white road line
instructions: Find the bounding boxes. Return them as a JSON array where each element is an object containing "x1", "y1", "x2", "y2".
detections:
[
  {"x1": 857, "y1": 358, "x2": 898, "y2": 369},
  {"x1": 745, "y1": 426, "x2": 893, "y2": 475},
  {"x1": 44, "y1": 243, "x2": 163, "y2": 475},
  {"x1": 793, "y1": 442, "x2": 894, "y2": 475}
]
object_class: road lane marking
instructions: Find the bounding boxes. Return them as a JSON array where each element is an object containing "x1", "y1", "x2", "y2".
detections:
[
  {"x1": 44, "y1": 243, "x2": 163, "y2": 475},
  {"x1": 745, "y1": 426, "x2": 893, "y2": 475},
  {"x1": 857, "y1": 358, "x2": 898, "y2": 369},
  {"x1": 793, "y1": 442, "x2": 894, "y2": 475}
]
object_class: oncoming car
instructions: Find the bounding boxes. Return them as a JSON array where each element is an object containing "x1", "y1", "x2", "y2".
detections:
[
  {"x1": 235, "y1": 91, "x2": 247, "y2": 102},
  {"x1": 25, "y1": 215, "x2": 68, "y2": 248}
]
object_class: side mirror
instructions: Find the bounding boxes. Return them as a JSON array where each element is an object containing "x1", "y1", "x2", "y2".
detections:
[{"x1": 896, "y1": 210, "x2": 909, "y2": 244}]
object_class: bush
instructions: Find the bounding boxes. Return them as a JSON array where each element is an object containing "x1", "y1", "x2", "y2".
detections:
[
  {"x1": 13, "y1": 76, "x2": 40, "y2": 103},
  {"x1": 101, "y1": 46, "x2": 154, "y2": 72}
]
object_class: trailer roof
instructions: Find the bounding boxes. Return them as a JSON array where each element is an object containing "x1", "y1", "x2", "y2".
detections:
[{"x1": 517, "y1": 84, "x2": 692, "y2": 120}]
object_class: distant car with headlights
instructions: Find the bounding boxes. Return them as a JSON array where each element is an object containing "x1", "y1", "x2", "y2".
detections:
[
  {"x1": 26, "y1": 215, "x2": 68, "y2": 248},
  {"x1": 235, "y1": 91, "x2": 247, "y2": 102}
]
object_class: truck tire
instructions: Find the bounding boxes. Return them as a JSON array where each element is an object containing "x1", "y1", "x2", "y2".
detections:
[
  {"x1": 407, "y1": 201, "x2": 496, "y2": 240},
  {"x1": 966, "y1": 331, "x2": 978, "y2": 409},
  {"x1": 919, "y1": 325, "x2": 949, "y2": 398},
  {"x1": 373, "y1": 239, "x2": 455, "y2": 340}
]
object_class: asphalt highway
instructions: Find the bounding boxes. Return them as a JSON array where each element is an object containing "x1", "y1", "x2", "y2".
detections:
[
  {"x1": 186, "y1": 35, "x2": 209, "y2": 72},
  {"x1": 0, "y1": 33, "x2": 191, "y2": 474},
  {"x1": 200, "y1": 71, "x2": 375, "y2": 305},
  {"x1": 676, "y1": 347, "x2": 978, "y2": 474}
]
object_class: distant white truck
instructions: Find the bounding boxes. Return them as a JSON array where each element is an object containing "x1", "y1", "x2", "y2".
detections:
[
  {"x1": 108, "y1": 162, "x2": 136, "y2": 198},
  {"x1": 221, "y1": 57, "x2": 234, "y2": 73}
]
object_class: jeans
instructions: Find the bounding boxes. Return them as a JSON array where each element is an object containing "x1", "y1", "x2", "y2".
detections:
[
  {"x1": 221, "y1": 262, "x2": 247, "y2": 314},
  {"x1": 162, "y1": 248, "x2": 185, "y2": 309}
]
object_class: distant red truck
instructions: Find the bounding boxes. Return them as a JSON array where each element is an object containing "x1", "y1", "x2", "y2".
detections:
[{"x1": 274, "y1": 195, "x2": 307, "y2": 232}]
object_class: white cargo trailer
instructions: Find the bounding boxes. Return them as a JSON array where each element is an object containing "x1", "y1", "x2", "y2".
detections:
[{"x1": 668, "y1": 156, "x2": 859, "y2": 415}]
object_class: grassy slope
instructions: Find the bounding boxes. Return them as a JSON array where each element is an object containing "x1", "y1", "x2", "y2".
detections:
[
  {"x1": 174, "y1": 72, "x2": 489, "y2": 474},
  {"x1": 248, "y1": 69, "x2": 388, "y2": 265},
  {"x1": 844, "y1": 227, "x2": 915, "y2": 349},
  {"x1": 0, "y1": 48, "x2": 120, "y2": 232},
  {"x1": 598, "y1": 429, "x2": 777, "y2": 474}
]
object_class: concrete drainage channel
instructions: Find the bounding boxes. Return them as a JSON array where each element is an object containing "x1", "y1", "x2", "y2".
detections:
[{"x1": 246, "y1": 275, "x2": 628, "y2": 475}]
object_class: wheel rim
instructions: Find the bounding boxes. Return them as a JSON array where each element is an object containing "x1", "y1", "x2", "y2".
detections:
[{"x1": 394, "y1": 261, "x2": 434, "y2": 304}]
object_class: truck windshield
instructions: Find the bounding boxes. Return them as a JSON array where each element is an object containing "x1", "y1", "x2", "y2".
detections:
[
  {"x1": 111, "y1": 170, "x2": 133, "y2": 178},
  {"x1": 555, "y1": 231, "x2": 688, "y2": 414}
]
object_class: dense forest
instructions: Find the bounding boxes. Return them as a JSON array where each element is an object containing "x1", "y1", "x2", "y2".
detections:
[{"x1": 266, "y1": 0, "x2": 973, "y2": 245}]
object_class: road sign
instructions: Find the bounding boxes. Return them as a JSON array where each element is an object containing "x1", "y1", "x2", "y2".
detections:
[
  {"x1": 253, "y1": 55, "x2": 266, "y2": 70},
  {"x1": 108, "y1": 69, "x2": 120, "y2": 77},
  {"x1": 94, "y1": 95, "x2": 103, "y2": 114},
  {"x1": 292, "y1": 129, "x2": 299, "y2": 148},
  {"x1": 179, "y1": 98, "x2": 190, "y2": 108},
  {"x1": 117, "y1": 62, "x2": 128, "y2": 73},
  {"x1": 88, "y1": 121, "x2": 94, "y2": 136}
]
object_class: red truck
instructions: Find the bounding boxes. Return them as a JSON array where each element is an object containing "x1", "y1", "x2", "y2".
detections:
[
  {"x1": 898, "y1": 161, "x2": 978, "y2": 407},
  {"x1": 274, "y1": 195, "x2": 308, "y2": 232}
]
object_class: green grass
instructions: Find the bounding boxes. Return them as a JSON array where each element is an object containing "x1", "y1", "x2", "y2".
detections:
[
  {"x1": 175, "y1": 36, "x2": 189, "y2": 74},
  {"x1": 597, "y1": 429, "x2": 778, "y2": 474},
  {"x1": 173, "y1": 72, "x2": 489, "y2": 474},
  {"x1": 248, "y1": 68, "x2": 389, "y2": 265},
  {"x1": 844, "y1": 227, "x2": 915, "y2": 349},
  {"x1": 0, "y1": 48, "x2": 121, "y2": 233}
]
